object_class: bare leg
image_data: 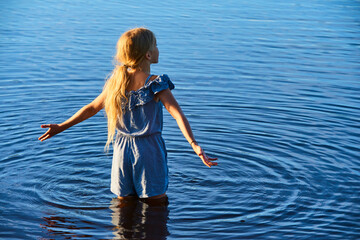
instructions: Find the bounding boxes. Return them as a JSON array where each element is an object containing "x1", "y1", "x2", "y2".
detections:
[
  {"x1": 116, "y1": 195, "x2": 139, "y2": 207},
  {"x1": 117, "y1": 193, "x2": 166, "y2": 200},
  {"x1": 140, "y1": 193, "x2": 168, "y2": 206},
  {"x1": 117, "y1": 195, "x2": 139, "y2": 200}
]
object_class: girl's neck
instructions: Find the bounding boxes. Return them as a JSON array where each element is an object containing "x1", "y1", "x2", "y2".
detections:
[{"x1": 138, "y1": 60, "x2": 151, "y2": 74}]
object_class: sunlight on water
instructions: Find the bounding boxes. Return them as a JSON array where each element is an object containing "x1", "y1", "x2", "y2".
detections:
[{"x1": 0, "y1": 0, "x2": 359, "y2": 239}]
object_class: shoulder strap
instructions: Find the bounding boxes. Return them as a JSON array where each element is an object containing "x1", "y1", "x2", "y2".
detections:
[{"x1": 145, "y1": 74, "x2": 153, "y2": 85}]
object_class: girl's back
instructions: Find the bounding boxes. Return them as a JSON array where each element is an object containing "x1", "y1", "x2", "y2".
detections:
[{"x1": 116, "y1": 74, "x2": 174, "y2": 137}]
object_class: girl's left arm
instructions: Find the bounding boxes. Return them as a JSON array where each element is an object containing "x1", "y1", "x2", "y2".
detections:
[
  {"x1": 38, "y1": 90, "x2": 106, "y2": 142},
  {"x1": 157, "y1": 89, "x2": 217, "y2": 167}
]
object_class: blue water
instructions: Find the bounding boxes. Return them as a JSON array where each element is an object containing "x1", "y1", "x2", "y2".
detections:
[{"x1": 1, "y1": 0, "x2": 360, "y2": 239}]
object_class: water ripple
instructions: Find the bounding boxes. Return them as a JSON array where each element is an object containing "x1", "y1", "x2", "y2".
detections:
[{"x1": 1, "y1": 0, "x2": 360, "y2": 239}]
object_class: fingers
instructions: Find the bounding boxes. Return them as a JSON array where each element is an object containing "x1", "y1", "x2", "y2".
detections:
[
  {"x1": 202, "y1": 157, "x2": 211, "y2": 168},
  {"x1": 209, "y1": 161, "x2": 218, "y2": 166},
  {"x1": 41, "y1": 124, "x2": 51, "y2": 128},
  {"x1": 202, "y1": 153, "x2": 217, "y2": 161},
  {"x1": 38, "y1": 135, "x2": 45, "y2": 141},
  {"x1": 38, "y1": 127, "x2": 51, "y2": 141},
  {"x1": 38, "y1": 133, "x2": 51, "y2": 141},
  {"x1": 200, "y1": 155, "x2": 218, "y2": 167},
  {"x1": 39, "y1": 135, "x2": 50, "y2": 142},
  {"x1": 205, "y1": 158, "x2": 218, "y2": 166},
  {"x1": 202, "y1": 159, "x2": 217, "y2": 168},
  {"x1": 197, "y1": 149, "x2": 218, "y2": 167}
]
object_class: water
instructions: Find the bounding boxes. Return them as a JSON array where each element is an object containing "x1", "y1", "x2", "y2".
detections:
[{"x1": 1, "y1": 0, "x2": 359, "y2": 239}]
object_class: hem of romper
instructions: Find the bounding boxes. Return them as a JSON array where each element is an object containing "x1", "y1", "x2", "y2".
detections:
[
  {"x1": 110, "y1": 181, "x2": 169, "y2": 198},
  {"x1": 126, "y1": 74, "x2": 175, "y2": 110},
  {"x1": 111, "y1": 183, "x2": 168, "y2": 198},
  {"x1": 110, "y1": 185, "x2": 120, "y2": 197},
  {"x1": 144, "y1": 180, "x2": 168, "y2": 198}
]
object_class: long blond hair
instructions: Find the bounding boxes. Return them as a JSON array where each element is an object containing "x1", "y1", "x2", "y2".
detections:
[{"x1": 103, "y1": 28, "x2": 156, "y2": 150}]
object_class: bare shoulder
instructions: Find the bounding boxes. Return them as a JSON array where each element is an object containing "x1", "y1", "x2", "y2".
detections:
[{"x1": 149, "y1": 75, "x2": 159, "y2": 82}]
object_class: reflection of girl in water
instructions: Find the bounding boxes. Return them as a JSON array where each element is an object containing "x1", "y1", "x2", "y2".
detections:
[
  {"x1": 39, "y1": 28, "x2": 217, "y2": 201},
  {"x1": 110, "y1": 197, "x2": 169, "y2": 239}
]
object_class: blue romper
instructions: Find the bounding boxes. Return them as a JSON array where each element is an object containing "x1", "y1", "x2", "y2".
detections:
[{"x1": 110, "y1": 74, "x2": 175, "y2": 198}]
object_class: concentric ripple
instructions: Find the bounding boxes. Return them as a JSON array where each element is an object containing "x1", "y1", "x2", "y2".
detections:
[{"x1": 1, "y1": 0, "x2": 360, "y2": 239}]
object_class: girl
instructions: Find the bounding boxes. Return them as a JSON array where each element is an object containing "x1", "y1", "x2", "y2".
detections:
[{"x1": 38, "y1": 28, "x2": 217, "y2": 201}]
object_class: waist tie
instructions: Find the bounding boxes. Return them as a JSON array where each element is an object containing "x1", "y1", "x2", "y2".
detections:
[{"x1": 116, "y1": 132, "x2": 161, "y2": 139}]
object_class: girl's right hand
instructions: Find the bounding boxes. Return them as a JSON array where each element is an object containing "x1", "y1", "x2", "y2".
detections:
[
  {"x1": 38, "y1": 124, "x2": 64, "y2": 142},
  {"x1": 192, "y1": 143, "x2": 218, "y2": 168}
]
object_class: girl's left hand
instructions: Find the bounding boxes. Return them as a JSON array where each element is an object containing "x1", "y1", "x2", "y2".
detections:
[{"x1": 192, "y1": 144, "x2": 218, "y2": 168}]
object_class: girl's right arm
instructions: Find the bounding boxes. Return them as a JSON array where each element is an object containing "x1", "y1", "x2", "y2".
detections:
[{"x1": 38, "y1": 90, "x2": 106, "y2": 142}]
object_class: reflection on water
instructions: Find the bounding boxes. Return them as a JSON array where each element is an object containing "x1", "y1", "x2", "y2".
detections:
[
  {"x1": 109, "y1": 197, "x2": 170, "y2": 240},
  {"x1": 1, "y1": 0, "x2": 360, "y2": 238},
  {"x1": 40, "y1": 215, "x2": 95, "y2": 239},
  {"x1": 40, "y1": 197, "x2": 169, "y2": 239}
]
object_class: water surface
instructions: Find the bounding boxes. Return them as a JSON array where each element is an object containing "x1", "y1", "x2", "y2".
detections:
[{"x1": 0, "y1": 0, "x2": 359, "y2": 239}]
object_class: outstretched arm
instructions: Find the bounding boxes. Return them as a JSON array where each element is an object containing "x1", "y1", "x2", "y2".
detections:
[
  {"x1": 38, "y1": 90, "x2": 106, "y2": 142},
  {"x1": 157, "y1": 89, "x2": 217, "y2": 167}
]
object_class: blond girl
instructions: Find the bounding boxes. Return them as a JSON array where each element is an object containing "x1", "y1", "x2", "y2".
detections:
[{"x1": 39, "y1": 28, "x2": 217, "y2": 201}]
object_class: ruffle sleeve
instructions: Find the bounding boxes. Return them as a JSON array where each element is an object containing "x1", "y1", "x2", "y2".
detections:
[{"x1": 127, "y1": 74, "x2": 175, "y2": 110}]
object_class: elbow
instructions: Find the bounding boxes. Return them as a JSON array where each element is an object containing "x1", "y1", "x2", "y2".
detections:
[
  {"x1": 85, "y1": 104, "x2": 98, "y2": 116},
  {"x1": 167, "y1": 105, "x2": 186, "y2": 122},
  {"x1": 174, "y1": 112, "x2": 187, "y2": 123}
]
